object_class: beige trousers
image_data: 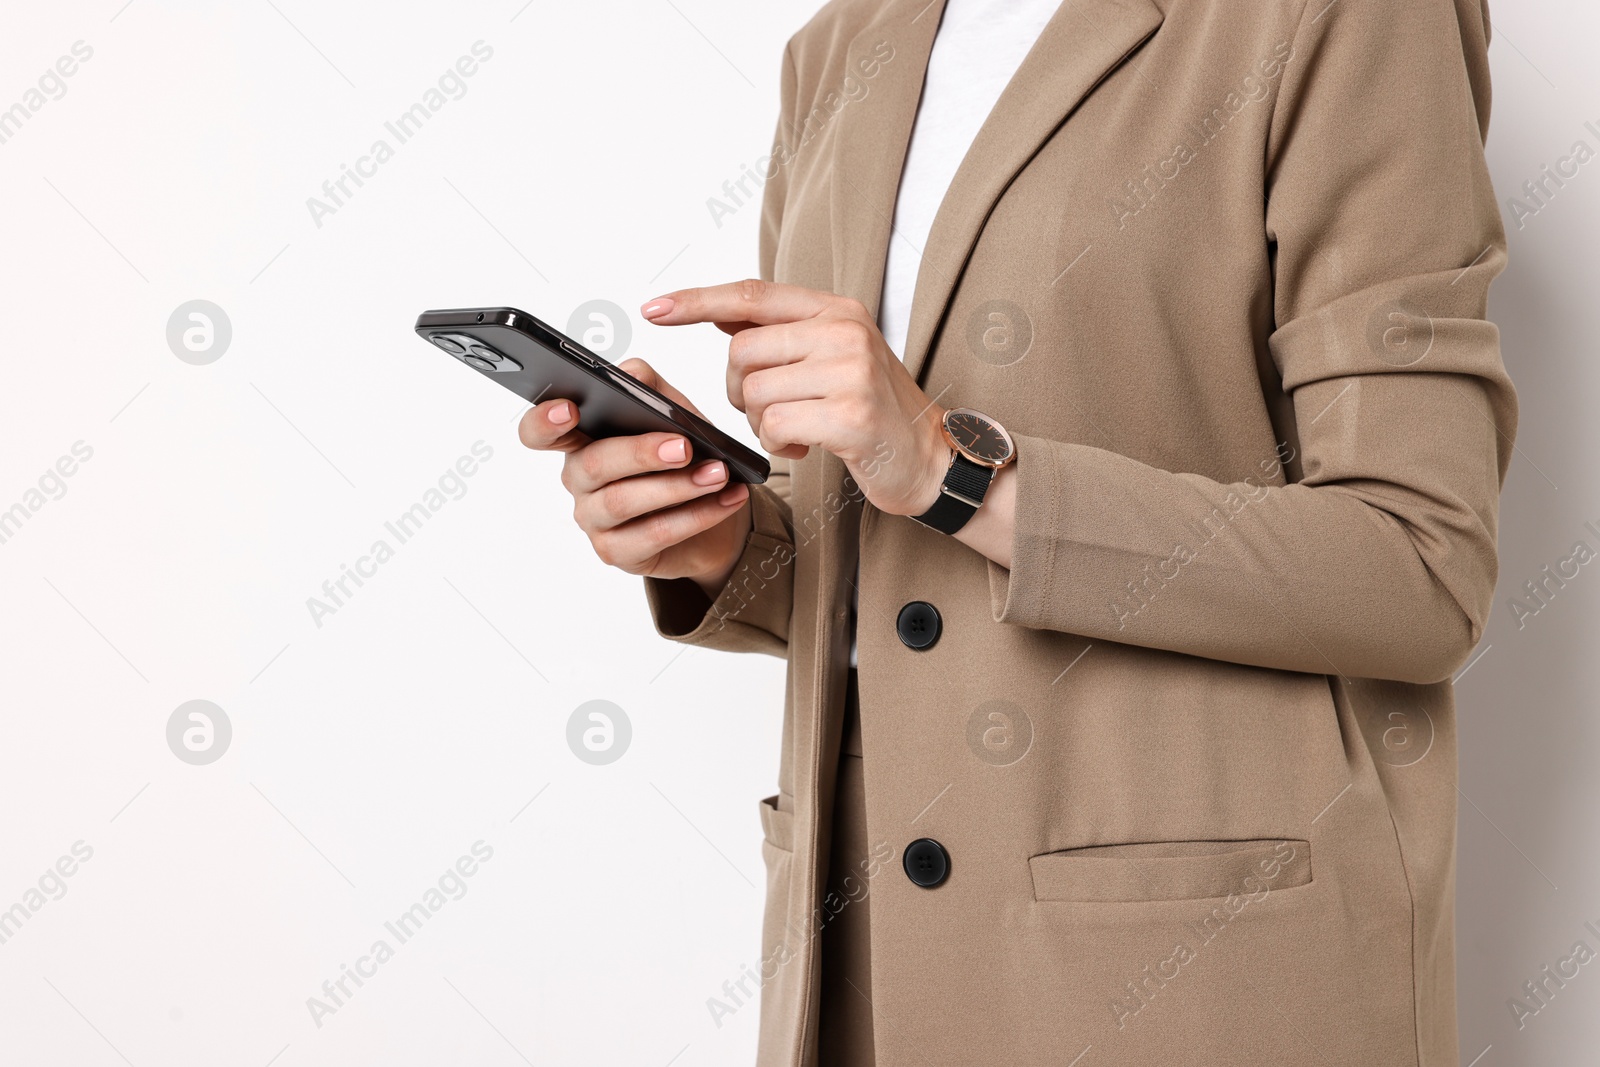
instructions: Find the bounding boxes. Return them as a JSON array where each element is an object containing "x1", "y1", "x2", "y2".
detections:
[{"x1": 816, "y1": 668, "x2": 875, "y2": 1065}]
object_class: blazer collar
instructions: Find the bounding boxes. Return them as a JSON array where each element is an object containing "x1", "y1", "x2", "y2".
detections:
[{"x1": 828, "y1": 0, "x2": 1165, "y2": 384}]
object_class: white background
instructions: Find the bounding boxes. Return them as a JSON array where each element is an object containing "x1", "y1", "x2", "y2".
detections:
[{"x1": 0, "y1": 1, "x2": 1595, "y2": 1065}]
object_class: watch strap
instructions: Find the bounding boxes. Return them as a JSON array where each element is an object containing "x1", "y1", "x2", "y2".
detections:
[{"x1": 913, "y1": 453, "x2": 995, "y2": 534}]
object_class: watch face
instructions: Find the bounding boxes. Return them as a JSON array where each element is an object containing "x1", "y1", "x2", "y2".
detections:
[{"x1": 944, "y1": 409, "x2": 1014, "y2": 466}]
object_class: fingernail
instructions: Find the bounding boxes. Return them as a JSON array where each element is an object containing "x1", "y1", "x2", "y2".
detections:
[
  {"x1": 717, "y1": 483, "x2": 748, "y2": 505},
  {"x1": 549, "y1": 401, "x2": 572, "y2": 424},
  {"x1": 641, "y1": 297, "x2": 675, "y2": 319},
  {"x1": 692, "y1": 461, "x2": 726, "y2": 485},
  {"x1": 659, "y1": 437, "x2": 687, "y2": 462}
]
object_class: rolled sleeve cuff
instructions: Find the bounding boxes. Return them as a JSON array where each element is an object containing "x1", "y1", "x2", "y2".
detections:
[
  {"x1": 987, "y1": 432, "x2": 1067, "y2": 630},
  {"x1": 642, "y1": 481, "x2": 795, "y2": 655}
]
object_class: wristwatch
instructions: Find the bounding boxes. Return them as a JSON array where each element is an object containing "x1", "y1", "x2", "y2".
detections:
[{"x1": 912, "y1": 407, "x2": 1017, "y2": 534}]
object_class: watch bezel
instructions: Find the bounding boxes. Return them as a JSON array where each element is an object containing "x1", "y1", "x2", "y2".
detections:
[{"x1": 941, "y1": 407, "x2": 1016, "y2": 469}]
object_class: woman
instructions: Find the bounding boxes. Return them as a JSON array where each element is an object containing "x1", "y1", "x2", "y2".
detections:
[{"x1": 522, "y1": 0, "x2": 1514, "y2": 1063}]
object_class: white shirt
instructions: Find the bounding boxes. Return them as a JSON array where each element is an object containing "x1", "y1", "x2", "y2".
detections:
[{"x1": 850, "y1": 0, "x2": 1062, "y2": 667}]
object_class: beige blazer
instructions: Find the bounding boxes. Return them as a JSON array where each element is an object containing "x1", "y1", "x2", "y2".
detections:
[{"x1": 645, "y1": 0, "x2": 1514, "y2": 1064}]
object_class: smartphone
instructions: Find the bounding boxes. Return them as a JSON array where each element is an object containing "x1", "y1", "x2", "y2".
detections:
[{"x1": 415, "y1": 306, "x2": 769, "y2": 484}]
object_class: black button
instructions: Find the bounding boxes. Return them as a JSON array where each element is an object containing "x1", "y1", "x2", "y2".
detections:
[
  {"x1": 896, "y1": 601, "x2": 941, "y2": 650},
  {"x1": 903, "y1": 838, "x2": 950, "y2": 888}
]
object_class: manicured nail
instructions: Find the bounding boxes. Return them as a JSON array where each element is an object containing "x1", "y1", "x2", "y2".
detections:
[
  {"x1": 641, "y1": 296, "x2": 675, "y2": 319},
  {"x1": 549, "y1": 401, "x2": 572, "y2": 424},
  {"x1": 692, "y1": 461, "x2": 726, "y2": 485},
  {"x1": 659, "y1": 437, "x2": 687, "y2": 462},
  {"x1": 717, "y1": 482, "x2": 748, "y2": 505}
]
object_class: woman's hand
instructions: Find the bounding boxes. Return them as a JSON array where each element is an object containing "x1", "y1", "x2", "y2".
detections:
[
  {"x1": 518, "y1": 358, "x2": 752, "y2": 601},
  {"x1": 641, "y1": 280, "x2": 951, "y2": 517}
]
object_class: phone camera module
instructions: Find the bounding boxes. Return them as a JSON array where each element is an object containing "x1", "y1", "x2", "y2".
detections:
[
  {"x1": 461, "y1": 341, "x2": 521, "y2": 373},
  {"x1": 434, "y1": 332, "x2": 520, "y2": 372}
]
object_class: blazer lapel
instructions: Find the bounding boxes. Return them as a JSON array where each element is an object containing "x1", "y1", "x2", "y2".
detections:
[
  {"x1": 898, "y1": 0, "x2": 1165, "y2": 384},
  {"x1": 827, "y1": 0, "x2": 949, "y2": 320}
]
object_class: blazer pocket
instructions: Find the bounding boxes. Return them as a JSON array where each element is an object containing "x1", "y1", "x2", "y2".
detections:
[
  {"x1": 756, "y1": 794, "x2": 797, "y2": 969},
  {"x1": 1029, "y1": 838, "x2": 1311, "y2": 903},
  {"x1": 758, "y1": 793, "x2": 795, "y2": 853}
]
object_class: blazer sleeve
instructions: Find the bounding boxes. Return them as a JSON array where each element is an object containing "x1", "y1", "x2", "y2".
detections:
[
  {"x1": 985, "y1": 0, "x2": 1518, "y2": 685},
  {"x1": 640, "y1": 42, "x2": 799, "y2": 658}
]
